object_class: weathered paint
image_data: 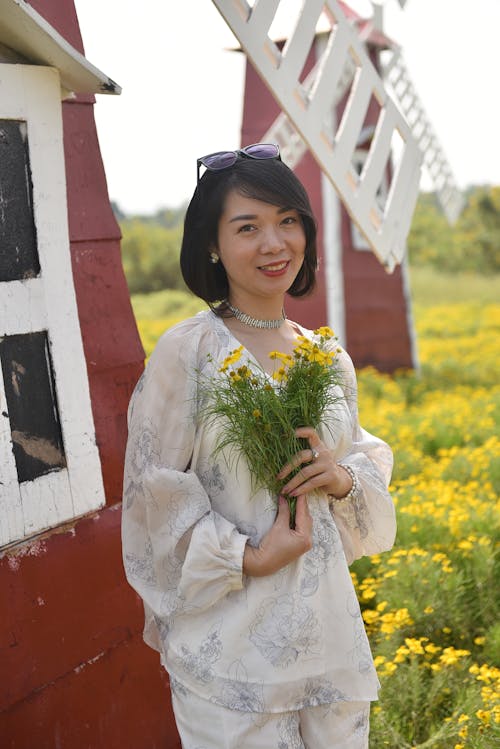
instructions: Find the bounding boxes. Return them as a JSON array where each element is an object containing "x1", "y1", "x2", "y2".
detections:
[
  {"x1": 0, "y1": 508, "x2": 178, "y2": 748},
  {"x1": 1, "y1": 0, "x2": 178, "y2": 746},
  {"x1": 0, "y1": 64, "x2": 106, "y2": 546}
]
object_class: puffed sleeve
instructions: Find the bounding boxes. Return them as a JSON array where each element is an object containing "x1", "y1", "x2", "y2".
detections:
[
  {"x1": 330, "y1": 349, "x2": 396, "y2": 565},
  {"x1": 121, "y1": 320, "x2": 249, "y2": 650}
]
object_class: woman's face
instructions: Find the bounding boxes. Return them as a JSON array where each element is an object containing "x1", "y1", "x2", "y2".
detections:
[{"x1": 215, "y1": 190, "x2": 306, "y2": 308}]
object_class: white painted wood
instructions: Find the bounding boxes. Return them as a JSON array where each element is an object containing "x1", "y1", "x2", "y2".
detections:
[
  {"x1": 20, "y1": 469, "x2": 73, "y2": 538},
  {"x1": 356, "y1": 107, "x2": 396, "y2": 207},
  {"x1": 0, "y1": 65, "x2": 105, "y2": 547},
  {"x1": 247, "y1": 0, "x2": 281, "y2": 40},
  {"x1": 213, "y1": 0, "x2": 422, "y2": 270},
  {"x1": 321, "y1": 171, "x2": 345, "y2": 346},
  {"x1": 263, "y1": 35, "x2": 357, "y2": 168},
  {"x1": 0, "y1": 279, "x2": 47, "y2": 335},
  {"x1": 279, "y1": 0, "x2": 324, "y2": 85},
  {"x1": 0, "y1": 366, "x2": 24, "y2": 547},
  {"x1": 383, "y1": 50, "x2": 464, "y2": 224},
  {"x1": 0, "y1": 0, "x2": 120, "y2": 96}
]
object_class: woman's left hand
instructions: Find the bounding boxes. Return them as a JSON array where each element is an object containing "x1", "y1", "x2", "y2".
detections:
[{"x1": 277, "y1": 426, "x2": 352, "y2": 499}]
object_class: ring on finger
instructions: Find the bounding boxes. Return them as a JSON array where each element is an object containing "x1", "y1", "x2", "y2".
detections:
[{"x1": 310, "y1": 448, "x2": 320, "y2": 462}]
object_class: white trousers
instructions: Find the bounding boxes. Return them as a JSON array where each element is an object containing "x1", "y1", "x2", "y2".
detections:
[{"x1": 170, "y1": 684, "x2": 370, "y2": 749}]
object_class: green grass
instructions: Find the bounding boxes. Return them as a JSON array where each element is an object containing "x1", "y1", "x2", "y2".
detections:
[
  {"x1": 130, "y1": 268, "x2": 500, "y2": 325},
  {"x1": 130, "y1": 288, "x2": 205, "y2": 320},
  {"x1": 409, "y1": 266, "x2": 500, "y2": 307}
]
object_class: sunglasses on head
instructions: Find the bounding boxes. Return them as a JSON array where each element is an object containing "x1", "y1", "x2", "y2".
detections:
[{"x1": 196, "y1": 143, "x2": 281, "y2": 184}]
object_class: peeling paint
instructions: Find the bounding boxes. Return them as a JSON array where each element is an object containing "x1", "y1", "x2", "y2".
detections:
[
  {"x1": 11, "y1": 429, "x2": 65, "y2": 466},
  {"x1": 6, "y1": 539, "x2": 47, "y2": 570}
]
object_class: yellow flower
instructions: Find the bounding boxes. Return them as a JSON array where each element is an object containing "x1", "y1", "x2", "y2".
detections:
[
  {"x1": 237, "y1": 365, "x2": 252, "y2": 379},
  {"x1": 272, "y1": 366, "x2": 288, "y2": 383},
  {"x1": 476, "y1": 709, "x2": 491, "y2": 726},
  {"x1": 252, "y1": 409, "x2": 262, "y2": 419},
  {"x1": 313, "y1": 326, "x2": 335, "y2": 338},
  {"x1": 268, "y1": 351, "x2": 293, "y2": 366},
  {"x1": 362, "y1": 610, "x2": 379, "y2": 625},
  {"x1": 219, "y1": 345, "x2": 244, "y2": 371},
  {"x1": 439, "y1": 647, "x2": 470, "y2": 666},
  {"x1": 382, "y1": 661, "x2": 398, "y2": 675},
  {"x1": 404, "y1": 637, "x2": 426, "y2": 655}
]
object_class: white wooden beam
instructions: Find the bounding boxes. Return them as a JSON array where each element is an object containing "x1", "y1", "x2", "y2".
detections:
[{"x1": 382, "y1": 49, "x2": 464, "y2": 224}]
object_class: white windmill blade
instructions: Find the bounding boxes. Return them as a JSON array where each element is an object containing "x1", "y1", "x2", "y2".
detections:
[
  {"x1": 263, "y1": 17, "x2": 374, "y2": 169},
  {"x1": 262, "y1": 53, "x2": 357, "y2": 169},
  {"x1": 383, "y1": 49, "x2": 465, "y2": 224},
  {"x1": 212, "y1": 0, "x2": 422, "y2": 270}
]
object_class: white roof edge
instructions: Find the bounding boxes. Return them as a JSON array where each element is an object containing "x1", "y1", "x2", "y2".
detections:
[{"x1": 0, "y1": 0, "x2": 121, "y2": 95}]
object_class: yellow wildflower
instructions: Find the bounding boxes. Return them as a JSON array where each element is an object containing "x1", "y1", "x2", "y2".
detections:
[
  {"x1": 272, "y1": 366, "x2": 288, "y2": 383},
  {"x1": 313, "y1": 326, "x2": 335, "y2": 338},
  {"x1": 476, "y1": 709, "x2": 491, "y2": 727},
  {"x1": 219, "y1": 345, "x2": 244, "y2": 372}
]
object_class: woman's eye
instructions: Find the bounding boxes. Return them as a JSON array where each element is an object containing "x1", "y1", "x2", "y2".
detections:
[
  {"x1": 238, "y1": 224, "x2": 256, "y2": 233},
  {"x1": 281, "y1": 215, "x2": 297, "y2": 225}
]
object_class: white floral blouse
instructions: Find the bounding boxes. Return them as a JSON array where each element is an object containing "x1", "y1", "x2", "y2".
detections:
[{"x1": 122, "y1": 310, "x2": 396, "y2": 712}]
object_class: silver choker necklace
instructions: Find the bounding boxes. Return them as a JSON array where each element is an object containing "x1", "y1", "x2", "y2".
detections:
[{"x1": 228, "y1": 303, "x2": 286, "y2": 329}]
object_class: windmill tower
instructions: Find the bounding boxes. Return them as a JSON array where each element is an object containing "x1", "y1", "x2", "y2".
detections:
[{"x1": 213, "y1": 0, "x2": 463, "y2": 372}]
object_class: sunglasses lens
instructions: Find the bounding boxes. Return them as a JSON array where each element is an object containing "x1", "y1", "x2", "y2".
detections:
[
  {"x1": 201, "y1": 152, "x2": 238, "y2": 171},
  {"x1": 243, "y1": 143, "x2": 280, "y2": 159}
]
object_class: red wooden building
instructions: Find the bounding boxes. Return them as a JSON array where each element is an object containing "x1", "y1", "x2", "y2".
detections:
[{"x1": 0, "y1": 1, "x2": 177, "y2": 746}]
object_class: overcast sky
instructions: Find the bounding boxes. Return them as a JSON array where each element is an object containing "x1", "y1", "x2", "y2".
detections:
[{"x1": 74, "y1": 0, "x2": 500, "y2": 215}]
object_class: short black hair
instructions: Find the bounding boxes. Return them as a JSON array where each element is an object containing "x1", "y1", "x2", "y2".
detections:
[{"x1": 180, "y1": 156, "x2": 317, "y2": 308}]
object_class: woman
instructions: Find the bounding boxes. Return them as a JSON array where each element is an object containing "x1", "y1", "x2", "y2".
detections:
[{"x1": 122, "y1": 144, "x2": 396, "y2": 748}]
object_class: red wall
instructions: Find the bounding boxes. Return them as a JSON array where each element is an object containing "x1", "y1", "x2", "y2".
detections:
[
  {"x1": 0, "y1": 2, "x2": 180, "y2": 746},
  {"x1": 240, "y1": 40, "x2": 415, "y2": 371}
]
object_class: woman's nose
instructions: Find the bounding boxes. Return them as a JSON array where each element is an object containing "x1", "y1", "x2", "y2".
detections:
[{"x1": 262, "y1": 226, "x2": 285, "y2": 253}]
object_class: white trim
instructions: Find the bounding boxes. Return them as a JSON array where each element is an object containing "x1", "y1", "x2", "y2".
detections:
[
  {"x1": 0, "y1": 279, "x2": 47, "y2": 334},
  {"x1": 0, "y1": 65, "x2": 105, "y2": 547},
  {"x1": 0, "y1": 0, "x2": 120, "y2": 96},
  {"x1": 321, "y1": 163, "x2": 346, "y2": 347},
  {"x1": 0, "y1": 363, "x2": 24, "y2": 545}
]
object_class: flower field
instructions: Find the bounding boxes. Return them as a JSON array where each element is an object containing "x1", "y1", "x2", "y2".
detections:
[
  {"x1": 134, "y1": 289, "x2": 500, "y2": 748},
  {"x1": 355, "y1": 301, "x2": 500, "y2": 748}
]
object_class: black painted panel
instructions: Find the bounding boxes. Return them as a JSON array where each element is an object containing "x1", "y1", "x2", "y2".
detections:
[
  {"x1": 0, "y1": 120, "x2": 40, "y2": 281},
  {"x1": 0, "y1": 332, "x2": 66, "y2": 483}
]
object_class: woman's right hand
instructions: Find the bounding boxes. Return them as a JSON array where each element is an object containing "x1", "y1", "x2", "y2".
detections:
[{"x1": 242, "y1": 495, "x2": 313, "y2": 577}]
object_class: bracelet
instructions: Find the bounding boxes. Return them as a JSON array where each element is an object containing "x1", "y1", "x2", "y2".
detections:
[{"x1": 328, "y1": 464, "x2": 358, "y2": 503}]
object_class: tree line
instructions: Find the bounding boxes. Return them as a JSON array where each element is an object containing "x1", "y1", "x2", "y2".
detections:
[{"x1": 117, "y1": 185, "x2": 500, "y2": 295}]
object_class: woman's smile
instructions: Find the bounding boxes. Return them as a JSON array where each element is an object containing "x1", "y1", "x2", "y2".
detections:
[{"x1": 257, "y1": 260, "x2": 291, "y2": 275}]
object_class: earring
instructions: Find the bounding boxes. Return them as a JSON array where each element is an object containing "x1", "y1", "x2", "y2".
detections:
[{"x1": 209, "y1": 251, "x2": 220, "y2": 264}]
